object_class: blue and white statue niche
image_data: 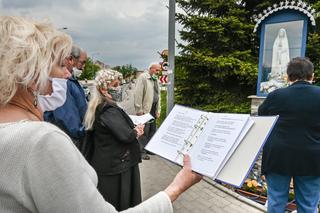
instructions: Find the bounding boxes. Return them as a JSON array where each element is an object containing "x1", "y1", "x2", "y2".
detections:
[{"x1": 260, "y1": 28, "x2": 290, "y2": 93}]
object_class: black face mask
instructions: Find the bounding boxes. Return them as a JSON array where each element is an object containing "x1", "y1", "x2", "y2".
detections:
[{"x1": 108, "y1": 87, "x2": 122, "y2": 102}]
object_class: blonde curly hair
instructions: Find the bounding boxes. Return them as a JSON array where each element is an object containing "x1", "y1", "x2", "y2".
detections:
[{"x1": 0, "y1": 16, "x2": 72, "y2": 105}]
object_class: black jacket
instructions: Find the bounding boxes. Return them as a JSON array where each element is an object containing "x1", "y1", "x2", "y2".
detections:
[
  {"x1": 258, "y1": 81, "x2": 320, "y2": 176},
  {"x1": 90, "y1": 102, "x2": 141, "y2": 175}
]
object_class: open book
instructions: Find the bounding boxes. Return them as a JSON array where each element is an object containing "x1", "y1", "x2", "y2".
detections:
[{"x1": 145, "y1": 105, "x2": 278, "y2": 187}]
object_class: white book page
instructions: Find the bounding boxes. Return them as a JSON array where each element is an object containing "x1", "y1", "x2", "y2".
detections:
[
  {"x1": 129, "y1": 113, "x2": 154, "y2": 125},
  {"x1": 214, "y1": 118, "x2": 254, "y2": 177},
  {"x1": 188, "y1": 113, "x2": 250, "y2": 178},
  {"x1": 216, "y1": 116, "x2": 278, "y2": 187},
  {"x1": 146, "y1": 105, "x2": 204, "y2": 163}
]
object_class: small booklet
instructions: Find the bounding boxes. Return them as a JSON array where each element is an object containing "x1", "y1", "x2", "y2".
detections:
[
  {"x1": 129, "y1": 113, "x2": 154, "y2": 125},
  {"x1": 146, "y1": 105, "x2": 278, "y2": 187}
]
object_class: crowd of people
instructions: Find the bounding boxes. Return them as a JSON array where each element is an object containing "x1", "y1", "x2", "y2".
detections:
[
  {"x1": 1, "y1": 15, "x2": 320, "y2": 213},
  {"x1": 0, "y1": 16, "x2": 202, "y2": 212}
]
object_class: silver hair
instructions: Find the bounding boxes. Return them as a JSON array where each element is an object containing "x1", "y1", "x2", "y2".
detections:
[
  {"x1": 148, "y1": 62, "x2": 160, "y2": 70},
  {"x1": 71, "y1": 45, "x2": 82, "y2": 59}
]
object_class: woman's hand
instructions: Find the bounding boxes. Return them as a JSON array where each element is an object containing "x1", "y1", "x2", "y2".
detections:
[
  {"x1": 134, "y1": 124, "x2": 144, "y2": 139},
  {"x1": 164, "y1": 154, "x2": 202, "y2": 202}
]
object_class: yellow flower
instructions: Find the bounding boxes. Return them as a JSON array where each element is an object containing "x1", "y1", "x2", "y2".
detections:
[
  {"x1": 251, "y1": 180, "x2": 258, "y2": 187},
  {"x1": 247, "y1": 182, "x2": 253, "y2": 188}
]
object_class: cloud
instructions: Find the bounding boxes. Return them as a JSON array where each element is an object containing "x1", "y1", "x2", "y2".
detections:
[
  {"x1": 0, "y1": 0, "x2": 172, "y2": 69},
  {"x1": 2, "y1": 0, "x2": 42, "y2": 9},
  {"x1": 2, "y1": 0, "x2": 80, "y2": 9}
]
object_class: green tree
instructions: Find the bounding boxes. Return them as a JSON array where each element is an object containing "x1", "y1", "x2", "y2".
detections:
[
  {"x1": 78, "y1": 57, "x2": 100, "y2": 80},
  {"x1": 175, "y1": 0, "x2": 320, "y2": 112},
  {"x1": 113, "y1": 64, "x2": 138, "y2": 80}
]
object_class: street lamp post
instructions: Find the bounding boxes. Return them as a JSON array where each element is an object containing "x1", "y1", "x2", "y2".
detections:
[
  {"x1": 167, "y1": 0, "x2": 175, "y2": 115},
  {"x1": 91, "y1": 52, "x2": 100, "y2": 73}
]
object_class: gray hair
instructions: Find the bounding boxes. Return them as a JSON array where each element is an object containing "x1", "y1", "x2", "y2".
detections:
[
  {"x1": 71, "y1": 45, "x2": 82, "y2": 59},
  {"x1": 148, "y1": 62, "x2": 160, "y2": 70}
]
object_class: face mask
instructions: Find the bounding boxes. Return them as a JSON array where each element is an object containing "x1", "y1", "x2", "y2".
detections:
[
  {"x1": 151, "y1": 74, "x2": 158, "y2": 81},
  {"x1": 108, "y1": 86, "x2": 122, "y2": 102},
  {"x1": 73, "y1": 68, "x2": 83, "y2": 78},
  {"x1": 38, "y1": 78, "x2": 68, "y2": 112}
]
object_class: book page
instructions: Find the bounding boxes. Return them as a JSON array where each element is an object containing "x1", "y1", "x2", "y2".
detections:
[
  {"x1": 146, "y1": 105, "x2": 204, "y2": 162},
  {"x1": 129, "y1": 113, "x2": 154, "y2": 125},
  {"x1": 214, "y1": 118, "x2": 254, "y2": 177},
  {"x1": 188, "y1": 113, "x2": 250, "y2": 178},
  {"x1": 216, "y1": 116, "x2": 278, "y2": 187}
]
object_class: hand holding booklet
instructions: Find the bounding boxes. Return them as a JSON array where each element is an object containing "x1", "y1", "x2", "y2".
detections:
[{"x1": 145, "y1": 105, "x2": 278, "y2": 187}]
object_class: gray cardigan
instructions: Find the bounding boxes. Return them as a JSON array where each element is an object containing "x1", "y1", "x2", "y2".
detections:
[{"x1": 0, "y1": 120, "x2": 172, "y2": 213}]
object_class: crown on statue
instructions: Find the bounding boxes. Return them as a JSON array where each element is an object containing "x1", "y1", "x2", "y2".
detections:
[{"x1": 252, "y1": 1, "x2": 317, "y2": 32}]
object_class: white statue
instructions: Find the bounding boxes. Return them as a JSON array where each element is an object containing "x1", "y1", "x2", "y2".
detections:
[
  {"x1": 260, "y1": 28, "x2": 290, "y2": 93},
  {"x1": 270, "y1": 28, "x2": 290, "y2": 79}
]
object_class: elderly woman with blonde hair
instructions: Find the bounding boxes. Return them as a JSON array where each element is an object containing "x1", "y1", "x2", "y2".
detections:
[
  {"x1": 0, "y1": 16, "x2": 201, "y2": 213},
  {"x1": 84, "y1": 69, "x2": 145, "y2": 211}
]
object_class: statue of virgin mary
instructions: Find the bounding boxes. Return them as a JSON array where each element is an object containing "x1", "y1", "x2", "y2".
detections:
[
  {"x1": 260, "y1": 28, "x2": 290, "y2": 93},
  {"x1": 270, "y1": 28, "x2": 290, "y2": 79}
]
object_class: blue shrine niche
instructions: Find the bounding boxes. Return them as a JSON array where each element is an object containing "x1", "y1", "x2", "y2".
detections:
[{"x1": 254, "y1": 2, "x2": 316, "y2": 96}]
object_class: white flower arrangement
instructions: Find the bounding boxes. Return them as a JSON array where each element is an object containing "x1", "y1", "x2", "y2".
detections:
[{"x1": 94, "y1": 69, "x2": 121, "y2": 90}]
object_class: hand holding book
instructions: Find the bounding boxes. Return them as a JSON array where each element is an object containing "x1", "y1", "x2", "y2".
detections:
[{"x1": 165, "y1": 154, "x2": 202, "y2": 201}]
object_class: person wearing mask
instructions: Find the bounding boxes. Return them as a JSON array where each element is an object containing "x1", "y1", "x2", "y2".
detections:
[
  {"x1": 134, "y1": 62, "x2": 161, "y2": 160},
  {"x1": 72, "y1": 46, "x2": 87, "y2": 79},
  {"x1": 0, "y1": 15, "x2": 202, "y2": 213},
  {"x1": 84, "y1": 69, "x2": 144, "y2": 211},
  {"x1": 258, "y1": 57, "x2": 320, "y2": 213},
  {"x1": 38, "y1": 61, "x2": 71, "y2": 112},
  {"x1": 44, "y1": 45, "x2": 87, "y2": 147}
]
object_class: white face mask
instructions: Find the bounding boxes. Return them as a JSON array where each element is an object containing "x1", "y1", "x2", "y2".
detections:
[
  {"x1": 38, "y1": 78, "x2": 68, "y2": 112},
  {"x1": 73, "y1": 68, "x2": 83, "y2": 78}
]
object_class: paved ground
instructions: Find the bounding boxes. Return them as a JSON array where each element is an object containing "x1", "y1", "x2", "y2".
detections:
[
  {"x1": 140, "y1": 156, "x2": 266, "y2": 213},
  {"x1": 119, "y1": 81, "x2": 136, "y2": 115}
]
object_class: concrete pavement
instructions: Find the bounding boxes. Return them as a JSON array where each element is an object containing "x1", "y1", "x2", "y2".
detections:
[{"x1": 140, "y1": 156, "x2": 266, "y2": 213}]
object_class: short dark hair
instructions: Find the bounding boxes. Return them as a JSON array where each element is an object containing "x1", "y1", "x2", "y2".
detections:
[{"x1": 287, "y1": 57, "x2": 314, "y2": 81}]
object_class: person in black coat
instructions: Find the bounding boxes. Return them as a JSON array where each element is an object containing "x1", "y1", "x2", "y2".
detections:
[
  {"x1": 258, "y1": 57, "x2": 320, "y2": 213},
  {"x1": 84, "y1": 69, "x2": 144, "y2": 211}
]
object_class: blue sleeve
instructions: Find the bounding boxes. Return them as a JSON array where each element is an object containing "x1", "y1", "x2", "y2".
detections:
[{"x1": 69, "y1": 80, "x2": 87, "y2": 121}]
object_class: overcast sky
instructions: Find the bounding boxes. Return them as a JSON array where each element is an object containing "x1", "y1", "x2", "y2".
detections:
[{"x1": 0, "y1": 0, "x2": 179, "y2": 70}]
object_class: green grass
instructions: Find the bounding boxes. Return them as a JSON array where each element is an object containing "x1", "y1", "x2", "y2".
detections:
[{"x1": 157, "y1": 90, "x2": 167, "y2": 128}]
